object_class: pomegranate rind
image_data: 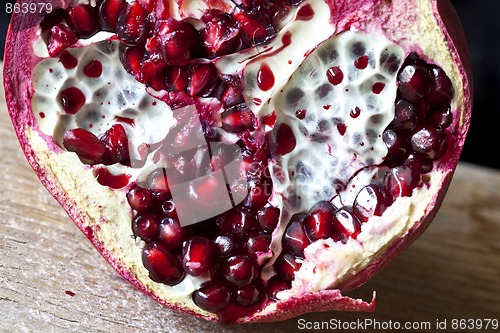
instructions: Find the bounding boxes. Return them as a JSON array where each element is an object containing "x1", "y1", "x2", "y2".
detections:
[{"x1": 3, "y1": 0, "x2": 471, "y2": 323}]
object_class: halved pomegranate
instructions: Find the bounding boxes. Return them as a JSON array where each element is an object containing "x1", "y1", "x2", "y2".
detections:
[{"x1": 3, "y1": 0, "x2": 472, "y2": 324}]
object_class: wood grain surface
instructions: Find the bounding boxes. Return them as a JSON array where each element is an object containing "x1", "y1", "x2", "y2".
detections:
[{"x1": 1, "y1": 66, "x2": 499, "y2": 332}]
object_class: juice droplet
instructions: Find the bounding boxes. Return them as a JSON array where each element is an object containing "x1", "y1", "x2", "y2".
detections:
[
  {"x1": 372, "y1": 82, "x2": 386, "y2": 94},
  {"x1": 295, "y1": 109, "x2": 306, "y2": 119},
  {"x1": 350, "y1": 107, "x2": 361, "y2": 118},
  {"x1": 262, "y1": 111, "x2": 277, "y2": 128},
  {"x1": 60, "y1": 87, "x2": 86, "y2": 114},
  {"x1": 115, "y1": 116, "x2": 135, "y2": 127},
  {"x1": 337, "y1": 123, "x2": 347, "y2": 136},
  {"x1": 39, "y1": 112, "x2": 46, "y2": 119},
  {"x1": 49, "y1": 68, "x2": 53, "y2": 73},
  {"x1": 282, "y1": 31, "x2": 292, "y2": 47},
  {"x1": 59, "y1": 50, "x2": 78, "y2": 69},
  {"x1": 296, "y1": 4, "x2": 314, "y2": 20},
  {"x1": 354, "y1": 55, "x2": 369, "y2": 69},
  {"x1": 257, "y1": 63, "x2": 275, "y2": 91},
  {"x1": 323, "y1": 105, "x2": 331, "y2": 110},
  {"x1": 327, "y1": 66, "x2": 344, "y2": 86},
  {"x1": 253, "y1": 98, "x2": 262, "y2": 106},
  {"x1": 83, "y1": 59, "x2": 103, "y2": 78},
  {"x1": 95, "y1": 168, "x2": 131, "y2": 189}
]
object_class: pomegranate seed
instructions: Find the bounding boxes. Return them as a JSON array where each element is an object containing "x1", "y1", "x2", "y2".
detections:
[
  {"x1": 282, "y1": 215, "x2": 309, "y2": 257},
  {"x1": 153, "y1": 0, "x2": 171, "y2": 20},
  {"x1": 155, "y1": 19, "x2": 202, "y2": 65},
  {"x1": 393, "y1": 100, "x2": 418, "y2": 132},
  {"x1": 274, "y1": 253, "x2": 302, "y2": 281},
  {"x1": 398, "y1": 63, "x2": 432, "y2": 102},
  {"x1": 243, "y1": 232, "x2": 271, "y2": 259},
  {"x1": 214, "y1": 234, "x2": 236, "y2": 258},
  {"x1": 60, "y1": 87, "x2": 86, "y2": 115},
  {"x1": 216, "y1": 207, "x2": 256, "y2": 237},
  {"x1": 303, "y1": 201, "x2": 336, "y2": 242},
  {"x1": 158, "y1": 217, "x2": 190, "y2": 252},
  {"x1": 186, "y1": 175, "x2": 228, "y2": 213},
  {"x1": 335, "y1": 206, "x2": 361, "y2": 239},
  {"x1": 165, "y1": 66, "x2": 189, "y2": 92},
  {"x1": 269, "y1": 3, "x2": 291, "y2": 24},
  {"x1": 140, "y1": 50, "x2": 168, "y2": 84},
  {"x1": 220, "y1": 84, "x2": 244, "y2": 107},
  {"x1": 257, "y1": 205, "x2": 280, "y2": 232},
  {"x1": 244, "y1": 179, "x2": 272, "y2": 211},
  {"x1": 192, "y1": 281, "x2": 230, "y2": 312},
  {"x1": 165, "y1": 152, "x2": 196, "y2": 183},
  {"x1": 132, "y1": 212, "x2": 160, "y2": 241},
  {"x1": 353, "y1": 185, "x2": 386, "y2": 222},
  {"x1": 100, "y1": 124, "x2": 130, "y2": 165},
  {"x1": 68, "y1": 4, "x2": 99, "y2": 38},
  {"x1": 99, "y1": 0, "x2": 125, "y2": 31},
  {"x1": 127, "y1": 185, "x2": 154, "y2": 212},
  {"x1": 266, "y1": 276, "x2": 291, "y2": 301},
  {"x1": 63, "y1": 128, "x2": 105, "y2": 163},
  {"x1": 411, "y1": 127, "x2": 447, "y2": 160},
  {"x1": 146, "y1": 168, "x2": 170, "y2": 202},
  {"x1": 222, "y1": 255, "x2": 259, "y2": 287},
  {"x1": 383, "y1": 128, "x2": 409, "y2": 167},
  {"x1": 428, "y1": 106, "x2": 453, "y2": 129},
  {"x1": 138, "y1": 0, "x2": 154, "y2": 11},
  {"x1": 142, "y1": 242, "x2": 185, "y2": 285},
  {"x1": 47, "y1": 24, "x2": 78, "y2": 57},
  {"x1": 275, "y1": 123, "x2": 296, "y2": 156},
  {"x1": 201, "y1": 10, "x2": 241, "y2": 57},
  {"x1": 209, "y1": 144, "x2": 236, "y2": 171},
  {"x1": 235, "y1": 284, "x2": 263, "y2": 307},
  {"x1": 405, "y1": 153, "x2": 434, "y2": 174},
  {"x1": 189, "y1": 64, "x2": 218, "y2": 96},
  {"x1": 182, "y1": 236, "x2": 218, "y2": 276},
  {"x1": 221, "y1": 104, "x2": 256, "y2": 133},
  {"x1": 384, "y1": 165, "x2": 421, "y2": 205},
  {"x1": 234, "y1": 12, "x2": 275, "y2": 45},
  {"x1": 120, "y1": 46, "x2": 144, "y2": 78},
  {"x1": 116, "y1": 1, "x2": 148, "y2": 45},
  {"x1": 426, "y1": 65, "x2": 454, "y2": 107}
]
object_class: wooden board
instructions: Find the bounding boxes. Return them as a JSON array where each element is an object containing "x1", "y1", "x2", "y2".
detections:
[{"x1": 1, "y1": 66, "x2": 499, "y2": 332}]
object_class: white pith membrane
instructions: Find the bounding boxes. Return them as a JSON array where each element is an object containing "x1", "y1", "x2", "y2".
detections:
[{"x1": 19, "y1": 0, "x2": 462, "y2": 322}]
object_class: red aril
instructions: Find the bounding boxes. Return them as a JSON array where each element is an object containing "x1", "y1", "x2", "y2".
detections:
[{"x1": 4, "y1": 0, "x2": 472, "y2": 324}]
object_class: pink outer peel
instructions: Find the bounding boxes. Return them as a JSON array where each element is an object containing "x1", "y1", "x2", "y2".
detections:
[{"x1": 3, "y1": 0, "x2": 471, "y2": 323}]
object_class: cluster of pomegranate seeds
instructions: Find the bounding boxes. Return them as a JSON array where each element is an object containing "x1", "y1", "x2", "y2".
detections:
[
  {"x1": 38, "y1": 0, "x2": 456, "y2": 319},
  {"x1": 63, "y1": 124, "x2": 130, "y2": 166},
  {"x1": 383, "y1": 53, "x2": 455, "y2": 172},
  {"x1": 126, "y1": 164, "x2": 278, "y2": 313}
]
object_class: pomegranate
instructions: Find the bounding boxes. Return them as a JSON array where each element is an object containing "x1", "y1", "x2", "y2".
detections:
[{"x1": 3, "y1": 0, "x2": 472, "y2": 324}]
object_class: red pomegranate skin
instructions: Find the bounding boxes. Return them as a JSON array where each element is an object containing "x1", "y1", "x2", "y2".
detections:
[{"x1": 3, "y1": 0, "x2": 472, "y2": 323}]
